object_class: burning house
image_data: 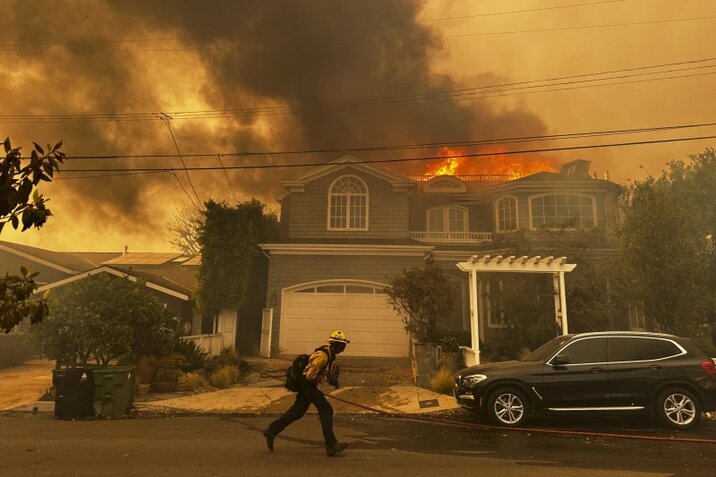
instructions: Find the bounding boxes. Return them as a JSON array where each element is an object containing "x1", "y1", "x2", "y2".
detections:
[{"x1": 259, "y1": 153, "x2": 622, "y2": 359}]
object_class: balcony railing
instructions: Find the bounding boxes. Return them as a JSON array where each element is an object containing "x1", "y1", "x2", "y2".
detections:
[{"x1": 408, "y1": 231, "x2": 494, "y2": 243}]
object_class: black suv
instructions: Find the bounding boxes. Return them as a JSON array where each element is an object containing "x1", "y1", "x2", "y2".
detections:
[{"x1": 454, "y1": 331, "x2": 716, "y2": 429}]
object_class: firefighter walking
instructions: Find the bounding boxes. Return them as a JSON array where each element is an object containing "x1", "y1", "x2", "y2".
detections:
[{"x1": 264, "y1": 330, "x2": 350, "y2": 456}]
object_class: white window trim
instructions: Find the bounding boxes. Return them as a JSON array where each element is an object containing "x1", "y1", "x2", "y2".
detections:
[
  {"x1": 494, "y1": 195, "x2": 519, "y2": 233},
  {"x1": 326, "y1": 175, "x2": 369, "y2": 231},
  {"x1": 528, "y1": 193, "x2": 598, "y2": 231},
  {"x1": 425, "y1": 205, "x2": 468, "y2": 233},
  {"x1": 486, "y1": 281, "x2": 508, "y2": 329}
]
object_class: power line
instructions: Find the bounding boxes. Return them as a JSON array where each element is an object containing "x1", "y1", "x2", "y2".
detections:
[
  {"x1": 2, "y1": 11, "x2": 712, "y2": 57},
  {"x1": 446, "y1": 14, "x2": 716, "y2": 38},
  {"x1": 57, "y1": 134, "x2": 716, "y2": 173},
  {"x1": 217, "y1": 154, "x2": 239, "y2": 203},
  {"x1": 47, "y1": 121, "x2": 716, "y2": 162},
  {"x1": 158, "y1": 113, "x2": 203, "y2": 210},
  {"x1": 54, "y1": 170, "x2": 167, "y2": 180},
  {"x1": 0, "y1": 1, "x2": 628, "y2": 51},
  {"x1": 2, "y1": 56, "x2": 715, "y2": 124},
  {"x1": 421, "y1": 0, "x2": 626, "y2": 22}
]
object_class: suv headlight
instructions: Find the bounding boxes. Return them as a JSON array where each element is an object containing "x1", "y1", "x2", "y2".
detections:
[{"x1": 462, "y1": 374, "x2": 487, "y2": 386}]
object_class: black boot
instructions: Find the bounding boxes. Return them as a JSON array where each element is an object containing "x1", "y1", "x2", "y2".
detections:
[
  {"x1": 326, "y1": 442, "x2": 348, "y2": 457},
  {"x1": 263, "y1": 429, "x2": 275, "y2": 452}
]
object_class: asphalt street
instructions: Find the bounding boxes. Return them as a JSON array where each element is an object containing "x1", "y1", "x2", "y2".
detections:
[{"x1": 0, "y1": 413, "x2": 713, "y2": 477}]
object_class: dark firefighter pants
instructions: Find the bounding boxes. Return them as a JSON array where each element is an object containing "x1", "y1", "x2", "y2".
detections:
[{"x1": 267, "y1": 378, "x2": 337, "y2": 447}]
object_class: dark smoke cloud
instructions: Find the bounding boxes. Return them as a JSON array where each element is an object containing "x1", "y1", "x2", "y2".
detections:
[{"x1": 1, "y1": 0, "x2": 545, "y2": 249}]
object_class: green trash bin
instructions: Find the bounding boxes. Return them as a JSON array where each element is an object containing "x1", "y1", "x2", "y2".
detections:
[{"x1": 92, "y1": 366, "x2": 136, "y2": 418}]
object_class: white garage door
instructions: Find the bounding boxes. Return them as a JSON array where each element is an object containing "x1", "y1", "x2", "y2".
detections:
[{"x1": 280, "y1": 282, "x2": 409, "y2": 358}]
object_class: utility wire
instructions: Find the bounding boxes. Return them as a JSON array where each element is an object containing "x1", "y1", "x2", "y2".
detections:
[
  {"x1": 0, "y1": 0, "x2": 627, "y2": 50},
  {"x1": 446, "y1": 14, "x2": 716, "y2": 38},
  {"x1": 158, "y1": 113, "x2": 203, "y2": 210},
  {"x1": 2, "y1": 57, "x2": 715, "y2": 124},
  {"x1": 57, "y1": 134, "x2": 716, "y2": 173},
  {"x1": 217, "y1": 154, "x2": 239, "y2": 203},
  {"x1": 39, "y1": 120, "x2": 716, "y2": 161},
  {"x1": 3, "y1": 12, "x2": 712, "y2": 56},
  {"x1": 420, "y1": 0, "x2": 626, "y2": 22}
]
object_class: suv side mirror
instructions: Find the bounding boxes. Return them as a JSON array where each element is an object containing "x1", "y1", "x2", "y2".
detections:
[{"x1": 551, "y1": 355, "x2": 570, "y2": 366}]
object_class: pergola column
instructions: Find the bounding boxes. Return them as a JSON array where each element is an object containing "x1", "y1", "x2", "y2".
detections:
[{"x1": 458, "y1": 255, "x2": 576, "y2": 367}]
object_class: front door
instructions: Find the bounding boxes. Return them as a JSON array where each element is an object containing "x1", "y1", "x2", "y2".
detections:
[{"x1": 537, "y1": 336, "x2": 609, "y2": 409}]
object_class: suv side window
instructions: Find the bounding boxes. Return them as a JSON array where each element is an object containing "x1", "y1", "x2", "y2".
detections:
[
  {"x1": 609, "y1": 337, "x2": 682, "y2": 362},
  {"x1": 555, "y1": 338, "x2": 608, "y2": 364}
]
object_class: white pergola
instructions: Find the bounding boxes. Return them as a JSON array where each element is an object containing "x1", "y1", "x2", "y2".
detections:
[{"x1": 456, "y1": 255, "x2": 577, "y2": 366}]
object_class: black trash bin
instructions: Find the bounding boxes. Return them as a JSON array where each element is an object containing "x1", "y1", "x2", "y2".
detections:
[{"x1": 52, "y1": 368, "x2": 95, "y2": 420}]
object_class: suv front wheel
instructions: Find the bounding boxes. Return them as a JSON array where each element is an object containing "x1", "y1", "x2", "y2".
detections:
[
  {"x1": 486, "y1": 387, "x2": 529, "y2": 427},
  {"x1": 655, "y1": 387, "x2": 702, "y2": 430}
]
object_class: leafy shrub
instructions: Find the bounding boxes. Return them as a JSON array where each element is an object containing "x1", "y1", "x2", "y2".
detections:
[
  {"x1": 218, "y1": 347, "x2": 241, "y2": 367},
  {"x1": 429, "y1": 368, "x2": 454, "y2": 395},
  {"x1": 385, "y1": 258, "x2": 455, "y2": 344},
  {"x1": 175, "y1": 339, "x2": 209, "y2": 372},
  {"x1": 205, "y1": 347, "x2": 246, "y2": 373},
  {"x1": 180, "y1": 372, "x2": 213, "y2": 393},
  {"x1": 209, "y1": 364, "x2": 240, "y2": 389},
  {"x1": 154, "y1": 353, "x2": 188, "y2": 383},
  {"x1": 29, "y1": 273, "x2": 180, "y2": 365},
  {"x1": 0, "y1": 334, "x2": 31, "y2": 369}
]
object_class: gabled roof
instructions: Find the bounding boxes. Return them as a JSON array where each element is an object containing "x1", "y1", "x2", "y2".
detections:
[
  {"x1": 0, "y1": 241, "x2": 116, "y2": 274},
  {"x1": 35, "y1": 265, "x2": 192, "y2": 301},
  {"x1": 282, "y1": 155, "x2": 415, "y2": 192}
]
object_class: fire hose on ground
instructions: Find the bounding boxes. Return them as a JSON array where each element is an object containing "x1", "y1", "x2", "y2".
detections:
[{"x1": 260, "y1": 370, "x2": 716, "y2": 445}]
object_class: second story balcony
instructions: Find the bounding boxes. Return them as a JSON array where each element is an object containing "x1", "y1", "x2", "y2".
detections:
[{"x1": 408, "y1": 231, "x2": 494, "y2": 244}]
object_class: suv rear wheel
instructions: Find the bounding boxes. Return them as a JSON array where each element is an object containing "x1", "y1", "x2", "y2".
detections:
[
  {"x1": 656, "y1": 387, "x2": 702, "y2": 430},
  {"x1": 486, "y1": 387, "x2": 529, "y2": 427}
]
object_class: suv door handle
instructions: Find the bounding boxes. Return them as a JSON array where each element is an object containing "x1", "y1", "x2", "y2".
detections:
[
  {"x1": 649, "y1": 365, "x2": 662, "y2": 370},
  {"x1": 590, "y1": 367, "x2": 604, "y2": 373}
]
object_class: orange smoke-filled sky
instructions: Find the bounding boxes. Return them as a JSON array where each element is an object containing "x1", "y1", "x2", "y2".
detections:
[{"x1": 2, "y1": 0, "x2": 715, "y2": 252}]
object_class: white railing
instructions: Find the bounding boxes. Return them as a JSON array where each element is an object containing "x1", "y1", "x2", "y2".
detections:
[
  {"x1": 182, "y1": 333, "x2": 224, "y2": 357},
  {"x1": 406, "y1": 175, "x2": 510, "y2": 182},
  {"x1": 408, "y1": 231, "x2": 494, "y2": 243}
]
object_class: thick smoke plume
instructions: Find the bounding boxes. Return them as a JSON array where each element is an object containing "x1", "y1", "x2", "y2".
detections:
[{"x1": 1, "y1": 0, "x2": 545, "y2": 250}]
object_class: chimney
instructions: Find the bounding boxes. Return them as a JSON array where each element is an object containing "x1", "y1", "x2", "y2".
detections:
[
  {"x1": 560, "y1": 159, "x2": 591, "y2": 177},
  {"x1": 123, "y1": 245, "x2": 128, "y2": 255}
]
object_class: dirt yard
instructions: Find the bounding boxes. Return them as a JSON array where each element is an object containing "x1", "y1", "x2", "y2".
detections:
[{"x1": 0, "y1": 360, "x2": 54, "y2": 411}]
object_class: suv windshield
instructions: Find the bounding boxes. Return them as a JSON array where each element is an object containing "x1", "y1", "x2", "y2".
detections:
[{"x1": 521, "y1": 335, "x2": 572, "y2": 362}]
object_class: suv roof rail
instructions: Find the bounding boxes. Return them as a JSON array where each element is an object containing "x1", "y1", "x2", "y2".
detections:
[{"x1": 573, "y1": 330, "x2": 677, "y2": 339}]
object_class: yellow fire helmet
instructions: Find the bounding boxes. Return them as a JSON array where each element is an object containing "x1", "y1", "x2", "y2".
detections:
[{"x1": 328, "y1": 330, "x2": 350, "y2": 344}]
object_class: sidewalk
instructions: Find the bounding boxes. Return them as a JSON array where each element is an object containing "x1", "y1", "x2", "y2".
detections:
[{"x1": 0, "y1": 359, "x2": 461, "y2": 416}]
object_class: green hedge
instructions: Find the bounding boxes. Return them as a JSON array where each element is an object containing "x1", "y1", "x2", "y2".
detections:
[{"x1": 0, "y1": 334, "x2": 32, "y2": 369}]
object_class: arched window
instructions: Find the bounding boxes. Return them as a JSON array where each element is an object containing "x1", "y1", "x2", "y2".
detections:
[
  {"x1": 530, "y1": 194, "x2": 596, "y2": 229},
  {"x1": 427, "y1": 206, "x2": 467, "y2": 232},
  {"x1": 495, "y1": 196, "x2": 518, "y2": 232},
  {"x1": 328, "y1": 175, "x2": 368, "y2": 230}
]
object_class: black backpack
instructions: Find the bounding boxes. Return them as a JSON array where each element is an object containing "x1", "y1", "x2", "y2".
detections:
[{"x1": 284, "y1": 347, "x2": 330, "y2": 392}]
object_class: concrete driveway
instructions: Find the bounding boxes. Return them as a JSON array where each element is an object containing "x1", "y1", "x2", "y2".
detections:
[{"x1": 0, "y1": 360, "x2": 53, "y2": 411}]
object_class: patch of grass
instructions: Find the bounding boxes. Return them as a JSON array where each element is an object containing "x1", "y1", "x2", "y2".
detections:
[
  {"x1": 0, "y1": 334, "x2": 31, "y2": 369},
  {"x1": 180, "y1": 372, "x2": 213, "y2": 393},
  {"x1": 209, "y1": 365, "x2": 240, "y2": 389},
  {"x1": 430, "y1": 368, "x2": 455, "y2": 395},
  {"x1": 516, "y1": 347, "x2": 532, "y2": 361}
]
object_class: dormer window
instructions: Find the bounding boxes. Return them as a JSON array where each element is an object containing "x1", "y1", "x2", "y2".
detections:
[
  {"x1": 495, "y1": 196, "x2": 518, "y2": 232},
  {"x1": 427, "y1": 206, "x2": 467, "y2": 232},
  {"x1": 328, "y1": 175, "x2": 368, "y2": 230}
]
